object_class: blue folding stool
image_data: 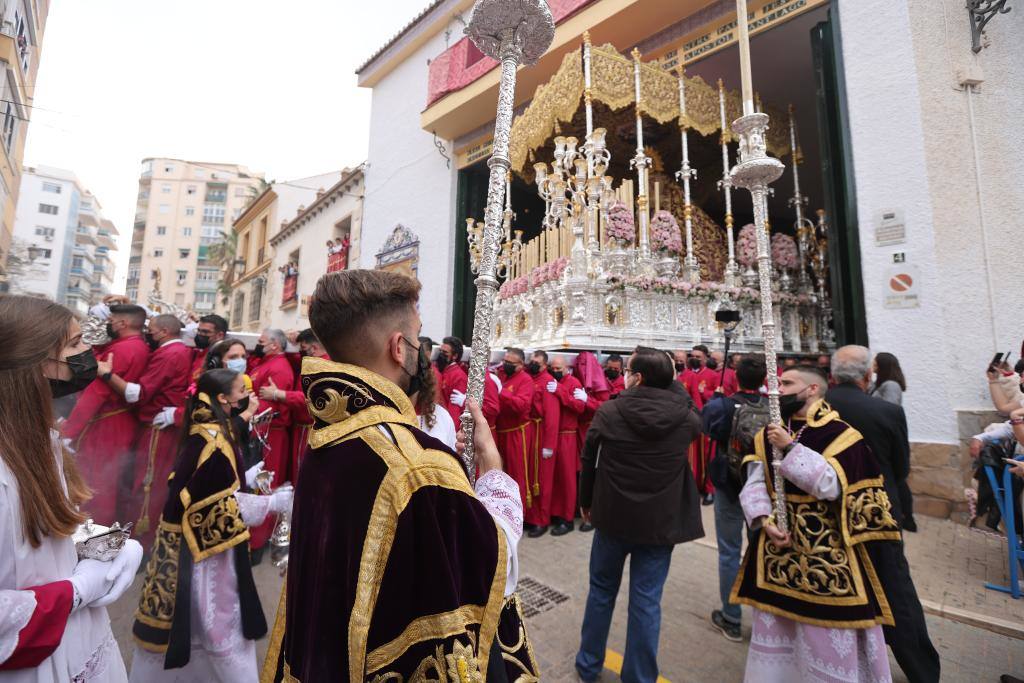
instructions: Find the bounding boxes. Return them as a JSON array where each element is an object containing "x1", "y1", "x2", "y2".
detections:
[{"x1": 983, "y1": 458, "x2": 1024, "y2": 598}]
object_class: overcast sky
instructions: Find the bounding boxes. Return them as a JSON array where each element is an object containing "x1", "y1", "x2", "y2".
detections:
[{"x1": 24, "y1": 0, "x2": 432, "y2": 285}]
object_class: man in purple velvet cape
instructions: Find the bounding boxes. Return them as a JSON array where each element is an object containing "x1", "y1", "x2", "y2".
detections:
[{"x1": 261, "y1": 270, "x2": 538, "y2": 682}]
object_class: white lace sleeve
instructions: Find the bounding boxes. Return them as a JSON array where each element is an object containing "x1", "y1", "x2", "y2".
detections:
[
  {"x1": 0, "y1": 590, "x2": 37, "y2": 665},
  {"x1": 779, "y1": 443, "x2": 840, "y2": 501},
  {"x1": 233, "y1": 492, "x2": 272, "y2": 527},
  {"x1": 739, "y1": 462, "x2": 774, "y2": 528},
  {"x1": 474, "y1": 469, "x2": 522, "y2": 597}
]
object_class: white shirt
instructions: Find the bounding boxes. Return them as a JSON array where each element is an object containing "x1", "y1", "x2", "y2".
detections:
[{"x1": 418, "y1": 405, "x2": 457, "y2": 450}]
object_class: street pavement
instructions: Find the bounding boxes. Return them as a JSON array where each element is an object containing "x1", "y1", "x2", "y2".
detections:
[{"x1": 107, "y1": 505, "x2": 1024, "y2": 681}]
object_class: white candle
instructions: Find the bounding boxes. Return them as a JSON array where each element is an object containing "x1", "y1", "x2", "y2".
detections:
[{"x1": 735, "y1": 0, "x2": 754, "y2": 116}]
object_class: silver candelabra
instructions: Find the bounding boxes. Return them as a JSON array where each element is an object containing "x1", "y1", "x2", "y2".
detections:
[{"x1": 461, "y1": 0, "x2": 554, "y2": 484}]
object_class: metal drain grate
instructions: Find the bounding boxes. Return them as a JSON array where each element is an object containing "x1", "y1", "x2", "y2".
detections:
[{"x1": 517, "y1": 576, "x2": 570, "y2": 618}]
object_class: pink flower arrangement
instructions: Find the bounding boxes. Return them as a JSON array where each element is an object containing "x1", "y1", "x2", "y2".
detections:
[
  {"x1": 613, "y1": 277, "x2": 764, "y2": 303},
  {"x1": 770, "y1": 232, "x2": 799, "y2": 270},
  {"x1": 650, "y1": 210, "x2": 683, "y2": 255},
  {"x1": 605, "y1": 202, "x2": 636, "y2": 244},
  {"x1": 737, "y1": 223, "x2": 759, "y2": 267}
]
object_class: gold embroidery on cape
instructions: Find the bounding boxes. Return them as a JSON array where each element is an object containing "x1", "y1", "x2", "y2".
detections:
[
  {"x1": 301, "y1": 357, "x2": 415, "y2": 420},
  {"x1": 259, "y1": 581, "x2": 288, "y2": 683},
  {"x1": 498, "y1": 595, "x2": 541, "y2": 683},
  {"x1": 845, "y1": 481, "x2": 900, "y2": 543},
  {"x1": 369, "y1": 634, "x2": 483, "y2": 683},
  {"x1": 366, "y1": 605, "x2": 486, "y2": 674},
  {"x1": 132, "y1": 523, "x2": 181, "y2": 652}
]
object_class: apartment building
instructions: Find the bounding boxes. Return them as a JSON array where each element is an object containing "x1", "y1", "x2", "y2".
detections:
[
  {"x1": 8, "y1": 165, "x2": 117, "y2": 314},
  {"x1": 224, "y1": 171, "x2": 341, "y2": 332},
  {"x1": 0, "y1": 0, "x2": 50, "y2": 290},
  {"x1": 127, "y1": 158, "x2": 264, "y2": 312}
]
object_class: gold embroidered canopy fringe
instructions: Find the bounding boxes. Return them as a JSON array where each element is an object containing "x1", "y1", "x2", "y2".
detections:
[{"x1": 508, "y1": 42, "x2": 790, "y2": 174}]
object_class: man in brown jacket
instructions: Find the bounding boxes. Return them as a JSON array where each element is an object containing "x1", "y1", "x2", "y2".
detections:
[{"x1": 575, "y1": 346, "x2": 703, "y2": 683}]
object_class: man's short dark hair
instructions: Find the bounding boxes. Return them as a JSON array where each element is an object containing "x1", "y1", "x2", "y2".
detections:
[
  {"x1": 532, "y1": 350, "x2": 548, "y2": 363},
  {"x1": 296, "y1": 328, "x2": 318, "y2": 345},
  {"x1": 199, "y1": 313, "x2": 228, "y2": 334},
  {"x1": 505, "y1": 347, "x2": 525, "y2": 362},
  {"x1": 442, "y1": 336, "x2": 464, "y2": 362},
  {"x1": 309, "y1": 270, "x2": 421, "y2": 362},
  {"x1": 109, "y1": 304, "x2": 147, "y2": 329},
  {"x1": 789, "y1": 364, "x2": 829, "y2": 386},
  {"x1": 606, "y1": 353, "x2": 623, "y2": 365},
  {"x1": 629, "y1": 346, "x2": 674, "y2": 389},
  {"x1": 693, "y1": 344, "x2": 710, "y2": 356},
  {"x1": 736, "y1": 354, "x2": 768, "y2": 391},
  {"x1": 418, "y1": 336, "x2": 434, "y2": 355}
]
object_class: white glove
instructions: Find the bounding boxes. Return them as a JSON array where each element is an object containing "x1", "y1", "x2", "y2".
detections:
[
  {"x1": 450, "y1": 390, "x2": 466, "y2": 408},
  {"x1": 573, "y1": 388, "x2": 588, "y2": 402},
  {"x1": 245, "y1": 461, "x2": 265, "y2": 489},
  {"x1": 91, "y1": 539, "x2": 143, "y2": 607},
  {"x1": 542, "y1": 448, "x2": 554, "y2": 459},
  {"x1": 546, "y1": 381, "x2": 557, "y2": 393},
  {"x1": 269, "y1": 487, "x2": 294, "y2": 514},
  {"x1": 70, "y1": 559, "x2": 115, "y2": 612},
  {"x1": 152, "y1": 406, "x2": 176, "y2": 429}
]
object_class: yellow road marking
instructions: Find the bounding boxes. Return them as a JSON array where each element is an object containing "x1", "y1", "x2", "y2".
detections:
[{"x1": 604, "y1": 649, "x2": 672, "y2": 683}]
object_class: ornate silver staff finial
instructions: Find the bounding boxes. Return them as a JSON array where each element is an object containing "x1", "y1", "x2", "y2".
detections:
[
  {"x1": 460, "y1": 0, "x2": 554, "y2": 484},
  {"x1": 729, "y1": 0, "x2": 789, "y2": 534}
]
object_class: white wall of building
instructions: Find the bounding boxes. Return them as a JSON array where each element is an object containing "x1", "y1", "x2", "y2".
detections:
[
  {"x1": 837, "y1": 0, "x2": 1024, "y2": 444},
  {"x1": 11, "y1": 166, "x2": 82, "y2": 301},
  {"x1": 360, "y1": 29, "x2": 460, "y2": 342}
]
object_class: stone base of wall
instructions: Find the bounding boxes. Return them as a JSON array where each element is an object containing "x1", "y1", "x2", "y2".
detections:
[{"x1": 907, "y1": 410, "x2": 1004, "y2": 523}]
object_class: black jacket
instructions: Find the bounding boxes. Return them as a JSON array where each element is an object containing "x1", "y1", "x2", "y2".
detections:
[
  {"x1": 579, "y1": 382, "x2": 704, "y2": 546},
  {"x1": 825, "y1": 382, "x2": 911, "y2": 522}
]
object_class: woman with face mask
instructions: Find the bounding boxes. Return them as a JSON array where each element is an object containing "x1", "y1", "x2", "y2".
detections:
[
  {"x1": 0, "y1": 295, "x2": 143, "y2": 681},
  {"x1": 130, "y1": 368, "x2": 288, "y2": 682}
]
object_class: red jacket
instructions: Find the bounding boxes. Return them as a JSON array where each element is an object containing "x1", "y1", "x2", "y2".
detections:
[
  {"x1": 190, "y1": 348, "x2": 209, "y2": 383},
  {"x1": 439, "y1": 362, "x2": 469, "y2": 426},
  {"x1": 554, "y1": 375, "x2": 586, "y2": 430},
  {"x1": 483, "y1": 374, "x2": 500, "y2": 429},
  {"x1": 495, "y1": 369, "x2": 533, "y2": 430},
  {"x1": 250, "y1": 352, "x2": 296, "y2": 428},
  {"x1": 134, "y1": 340, "x2": 192, "y2": 422},
  {"x1": 279, "y1": 354, "x2": 329, "y2": 426},
  {"x1": 530, "y1": 370, "x2": 559, "y2": 453},
  {"x1": 607, "y1": 373, "x2": 625, "y2": 397},
  {"x1": 63, "y1": 335, "x2": 150, "y2": 439}
]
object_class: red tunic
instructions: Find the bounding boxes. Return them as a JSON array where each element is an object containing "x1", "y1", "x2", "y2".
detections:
[
  {"x1": 482, "y1": 373, "x2": 500, "y2": 432},
  {"x1": 720, "y1": 367, "x2": 739, "y2": 396},
  {"x1": 283, "y1": 354, "x2": 329, "y2": 475},
  {"x1": 495, "y1": 368, "x2": 535, "y2": 509},
  {"x1": 551, "y1": 375, "x2": 586, "y2": 522},
  {"x1": 577, "y1": 386, "x2": 609, "y2": 469},
  {"x1": 63, "y1": 334, "x2": 149, "y2": 525},
  {"x1": 249, "y1": 352, "x2": 296, "y2": 549},
  {"x1": 190, "y1": 347, "x2": 208, "y2": 383},
  {"x1": 607, "y1": 373, "x2": 626, "y2": 397},
  {"x1": 525, "y1": 370, "x2": 559, "y2": 527},
  {"x1": 130, "y1": 340, "x2": 192, "y2": 548},
  {"x1": 439, "y1": 362, "x2": 469, "y2": 426}
]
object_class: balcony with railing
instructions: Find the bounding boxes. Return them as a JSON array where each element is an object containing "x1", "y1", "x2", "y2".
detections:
[
  {"x1": 281, "y1": 273, "x2": 298, "y2": 308},
  {"x1": 327, "y1": 239, "x2": 350, "y2": 273}
]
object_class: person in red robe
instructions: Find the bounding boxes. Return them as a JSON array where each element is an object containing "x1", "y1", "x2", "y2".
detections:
[
  {"x1": 525, "y1": 350, "x2": 559, "y2": 537},
  {"x1": 61, "y1": 304, "x2": 150, "y2": 526},
  {"x1": 96, "y1": 314, "x2": 192, "y2": 550},
  {"x1": 249, "y1": 328, "x2": 296, "y2": 553},
  {"x1": 260, "y1": 329, "x2": 327, "y2": 481},
  {"x1": 548, "y1": 355, "x2": 587, "y2": 536},
  {"x1": 495, "y1": 348, "x2": 535, "y2": 511},
  {"x1": 436, "y1": 336, "x2": 469, "y2": 426},
  {"x1": 688, "y1": 345, "x2": 718, "y2": 504},
  {"x1": 603, "y1": 353, "x2": 626, "y2": 397},
  {"x1": 712, "y1": 350, "x2": 739, "y2": 396},
  {"x1": 189, "y1": 313, "x2": 228, "y2": 383},
  {"x1": 482, "y1": 370, "x2": 501, "y2": 435}
]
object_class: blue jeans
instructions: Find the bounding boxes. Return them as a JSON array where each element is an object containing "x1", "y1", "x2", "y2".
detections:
[
  {"x1": 714, "y1": 492, "x2": 745, "y2": 625},
  {"x1": 575, "y1": 529, "x2": 673, "y2": 683}
]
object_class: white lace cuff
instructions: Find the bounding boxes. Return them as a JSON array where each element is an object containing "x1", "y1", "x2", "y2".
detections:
[
  {"x1": 739, "y1": 462, "x2": 774, "y2": 528},
  {"x1": 0, "y1": 589, "x2": 37, "y2": 665},
  {"x1": 233, "y1": 492, "x2": 272, "y2": 527},
  {"x1": 780, "y1": 443, "x2": 840, "y2": 501},
  {"x1": 475, "y1": 469, "x2": 522, "y2": 597}
]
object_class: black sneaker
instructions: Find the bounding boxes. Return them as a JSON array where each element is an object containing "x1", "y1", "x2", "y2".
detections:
[
  {"x1": 578, "y1": 521, "x2": 594, "y2": 533},
  {"x1": 527, "y1": 525, "x2": 549, "y2": 538},
  {"x1": 902, "y1": 516, "x2": 918, "y2": 533},
  {"x1": 551, "y1": 520, "x2": 574, "y2": 536},
  {"x1": 711, "y1": 610, "x2": 742, "y2": 642},
  {"x1": 701, "y1": 492, "x2": 715, "y2": 506}
]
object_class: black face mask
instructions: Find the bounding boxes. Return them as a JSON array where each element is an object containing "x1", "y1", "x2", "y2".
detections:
[
  {"x1": 435, "y1": 354, "x2": 451, "y2": 372},
  {"x1": 525, "y1": 361, "x2": 541, "y2": 376},
  {"x1": 674, "y1": 362, "x2": 687, "y2": 372},
  {"x1": 231, "y1": 395, "x2": 250, "y2": 417},
  {"x1": 144, "y1": 333, "x2": 160, "y2": 351},
  {"x1": 688, "y1": 358, "x2": 702, "y2": 371},
  {"x1": 251, "y1": 344, "x2": 265, "y2": 358},
  {"x1": 49, "y1": 349, "x2": 98, "y2": 398},
  {"x1": 605, "y1": 368, "x2": 621, "y2": 380},
  {"x1": 194, "y1": 334, "x2": 211, "y2": 350},
  {"x1": 550, "y1": 370, "x2": 564, "y2": 381},
  {"x1": 401, "y1": 338, "x2": 431, "y2": 397},
  {"x1": 105, "y1": 322, "x2": 117, "y2": 340},
  {"x1": 706, "y1": 358, "x2": 718, "y2": 371},
  {"x1": 503, "y1": 361, "x2": 518, "y2": 377},
  {"x1": 779, "y1": 389, "x2": 807, "y2": 422}
]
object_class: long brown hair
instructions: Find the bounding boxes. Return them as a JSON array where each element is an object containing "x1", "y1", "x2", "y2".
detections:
[
  {"x1": 874, "y1": 351, "x2": 907, "y2": 392},
  {"x1": 0, "y1": 295, "x2": 91, "y2": 546}
]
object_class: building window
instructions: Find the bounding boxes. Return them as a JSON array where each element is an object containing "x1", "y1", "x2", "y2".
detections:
[
  {"x1": 194, "y1": 291, "x2": 215, "y2": 310},
  {"x1": 248, "y1": 280, "x2": 264, "y2": 321},
  {"x1": 202, "y1": 204, "x2": 225, "y2": 225},
  {"x1": 158, "y1": 204, "x2": 170, "y2": 214},
  {"x1": 176, "y1": 270, "x2": 187, "y2": 286},
  {"x1": 72, "y1": 256, "x2": 84, "y2": 269},
  {"x1": 187, "y1": 185, "x2": 197, "y2": 195},
  {"x1": 156, "y1": 226, "x2": 166, "y2": 236},
  {"x1": 161, "y1": 184, "x2": 171, "y2": 194},
  {"x1": 38, "y1": 203, "x2": 58, "y2": 215},
  {"x1": 42, "y1": 182, "x2": 61, "y2": 194},
  {"x1": 33, "y1": 227, "x2": 55, "y2": 237},
  {"x1": 164, "y1": 164, "x2": 175, "y2": 173},
  {"x1": 2, "y1": 102, "x2": 18, "y2": 152},
  {"x1": 179, "y1": 249, "x2": 190, "y2": 259},
  {"x1": 185, "y1": 206, "x2": 195, "y2": 216},
  {"x1": 183, "y1": 227, "x2": 192, "y2": 237},
  {"x1": 38, "y1": 248, "x2": 52, "y2": 259},
  {"x1": 127, "y1": 287, "x2": 138, "y2": 300},
  {"x1": 196, "y1": 269, "x2": 218, "y2": 283},
  {"x1": 153, "y1": 248, "x2": 164, "y2": 257},
  {"x1": 232, "y1": 292, "x2": 245, "y2": 327}
]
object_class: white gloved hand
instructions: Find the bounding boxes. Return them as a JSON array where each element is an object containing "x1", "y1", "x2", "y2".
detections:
[
  {"x1": 245, "y1": 461, "x2": 265, "y2": 489},
  {"x1": 91, "y1": 539, "x2": 143, "y2": 607},
  {"x1": 573, "y1": 388, "x2": 588, "y2": 402},
  {"x1": 542, "y1": 448, "x2": 554, "y2": 459},
  {"x1": 546, "y1": 381, "x2": 557, "y2": 393},
  {"x1": 450, "y1": 390, "x2": 466, "y2": 408},
  {"x1": 269, "y1": 487, "x2": 294, "y2": 514},
  {"x1": 69, "y1": 559, "x2": 115, "y2": 612},
  {"x1": 152, "y1": 406, "x2": 176, "y2": 430}
]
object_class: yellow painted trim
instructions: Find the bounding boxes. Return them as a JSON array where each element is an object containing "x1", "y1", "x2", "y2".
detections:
[{"x1": 603, "y1": 649, "x2": 671, "y2": 683}]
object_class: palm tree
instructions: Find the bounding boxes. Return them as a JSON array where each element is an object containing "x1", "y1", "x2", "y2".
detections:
[{"x1": 206, "y1": 229, "x2": 239, "y2": 306}]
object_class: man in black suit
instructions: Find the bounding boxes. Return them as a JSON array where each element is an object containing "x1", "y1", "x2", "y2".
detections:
[{"x1": 826, "y1": 345, "x2": 939, "y2": 683}]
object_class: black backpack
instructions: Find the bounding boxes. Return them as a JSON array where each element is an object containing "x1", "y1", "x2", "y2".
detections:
[{"x1": 727, "y1": 396, "x2": 771, "y2": 482}]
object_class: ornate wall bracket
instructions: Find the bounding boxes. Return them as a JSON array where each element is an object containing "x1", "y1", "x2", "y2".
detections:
[{"x1": 968, "y1": 0, "x2": 1012, "y2": 53}]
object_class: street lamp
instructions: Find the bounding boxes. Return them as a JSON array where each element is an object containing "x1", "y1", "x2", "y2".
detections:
[{"x1": 233, "y1": 258, "x2": 246, "y2": 278}]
